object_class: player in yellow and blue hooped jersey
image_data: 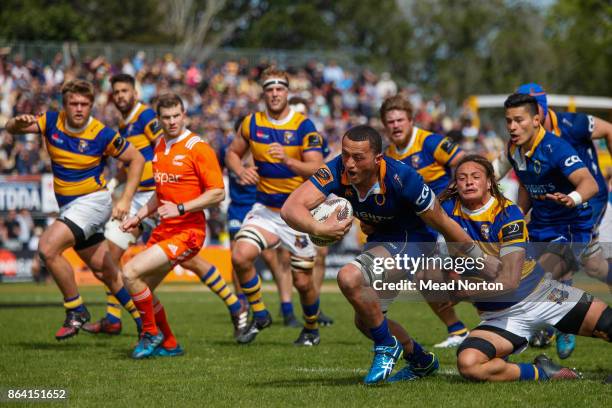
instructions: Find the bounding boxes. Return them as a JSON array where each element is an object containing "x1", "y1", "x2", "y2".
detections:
[
  {"x1": 225, "y1": 67, "x2": 325, "y2": 346},
  {"x1": 440, "y1": 154, "x2": 612, "y2": 382},
  {"x1": 281, "y1": 125, "x2": 486, "y2": 384},
  {"x1": 6, "y1": 79, "x2": 145, "y2": 340},
  {"x1": 381, "y1": 95, "x2": 469, "y2": 348}
]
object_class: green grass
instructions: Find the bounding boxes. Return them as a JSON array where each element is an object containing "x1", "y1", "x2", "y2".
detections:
[{"x1": 0, "y1": 282, "x2": 610, "y2": 407}]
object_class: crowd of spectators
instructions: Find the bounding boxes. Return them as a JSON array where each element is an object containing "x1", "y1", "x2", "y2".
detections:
[{"x1": 0, "y1": 50, "x2": 506, "y2": 250}]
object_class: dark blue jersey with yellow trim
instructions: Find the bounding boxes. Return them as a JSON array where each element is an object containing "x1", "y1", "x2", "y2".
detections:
[
  {"x1": 385, "y1": 127, "x2": 461, "y2": 194},
  {"x1": 310, "y1": 155, "x2": 437, "y2": 242},
  {"x1": 507, "y1": 127, "x2": 592, "y2": 226},
  {"x1": 441, "y1": 196, "x2": 544, "y2": 311},
  {"x1": 241, "y1": 109, "x2": 323, "y2": 209},
  {"x1": 118, "y1": 102, "x2": 163, "y2": 192},
  {"x1": 549, "y1": 109, "x2": 608, "y2": 202},
  {"x1": 219, "y1": 136, "x2": 257, "y2": 206},
  {"x1": 37, "y1": 111, "x2": 129, "y2": 207}
]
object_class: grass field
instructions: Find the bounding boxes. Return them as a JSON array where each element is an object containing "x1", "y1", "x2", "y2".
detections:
[{"x1": 1, "y1": 282, "x2": 610, "y2": 407}]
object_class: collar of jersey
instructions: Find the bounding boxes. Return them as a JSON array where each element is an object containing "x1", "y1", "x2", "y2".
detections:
[
  {"x1": 264, "y1": 107, "x2": 295, "y2": 126},
  {"x1": 163, "y1": 129, "x2": 191, "y2": 154},
  {"x1": 510, "y1": 126, "x2": 546, "y2": 159},
  {"x1": 122, "y1": 102, "x2": 143, "y2": 126},
  {"x1": 460, "y1": 196, "x2": 496, "y2": 216},
  {"x1": 392, "y1": 126, "x2": 418, "y2": 156},
  {"x1": 341, "y1": 158, "x2": 387, "y2": 201},
  {"x1": 64, "y1": 116, "x2": 93, "y2": 135}
]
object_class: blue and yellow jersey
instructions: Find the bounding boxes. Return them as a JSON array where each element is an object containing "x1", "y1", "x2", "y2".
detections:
[
  {"x1": 118, "y1": 102, "x2": 162, "y2": 192},
  {"x1": 507, "y1": 127, "x2": 592, "y2": 227},
  {"x1": 241, "y1": 109, "x2": 323, "y2": 209},
  {"x1": 218, "y1": 136, "x2": 257, "y2": 206},
  {"x1": 441, "y1": 196, "x2": 544, "y2": 311},
  {"x1": 37, "y1": 111, "x2": 129, "y2": 207},
  {"x1": 385, "y1": 127, "x2": 461, "y2": 194},
  {"x1": 549, "y1": 109, "x2": 608, "y2": 203},
  {"x1": 310, "y1": 155, "x2": 437, "y2": 243}
]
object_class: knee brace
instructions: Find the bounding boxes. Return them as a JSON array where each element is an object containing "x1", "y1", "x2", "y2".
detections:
[
  {"x1": 457, "y1": 337, "x2": 496, "y2": 360},
  {"x1": 349, "y1": 252, "x2": 384, "y2": 286},
  {"x1": 291, "y1": 255, "x2": 314, "y2": 271},
  {"x1": 594, "y1": 306, "x2": 612, "y2": 342},
  {"x1": 544, "y1": 242, "x2": 577, "y2": 271},
  {"x1": 235, "y1": 226, "x2": 268, "y2": 253}
]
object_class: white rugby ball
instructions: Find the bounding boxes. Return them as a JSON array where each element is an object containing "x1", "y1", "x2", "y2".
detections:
[{"x1": 309, "y1": 197, "x2": 353, "y2": 247}]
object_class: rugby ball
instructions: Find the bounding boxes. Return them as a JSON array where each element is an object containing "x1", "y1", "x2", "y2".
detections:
[{"x1": 309, "y1": 197, "x2": 353, "y2": 247}]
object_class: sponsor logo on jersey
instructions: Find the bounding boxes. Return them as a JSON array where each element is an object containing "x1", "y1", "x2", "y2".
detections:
[
  {"x1": 313, "y1": 166, "x2": 333, "y2": 186},
  {"x1": 440, "y1": 138, "x2": 457, "y2": 154},
  {"x1": 564, "y1": 155, "x2": 581, "y2": 167},
  {"x1": 168, "y1": 244, "x2": 178, "y2": 255},
  {"x1": 154, "y1": 171, "x2": 182, "y2": 184},
  {"x1": 113, "y1": 136, "x2": 127, "y2": 151},
  {"x1": 501, "y1": 221, "x2": 524, "y2": 242},
  {"x1": 307, "y1": 133, "x2": 322, "y2": 147},
  {"x1": 51, "y1": 133, "x2": 63, "y2": 144}
]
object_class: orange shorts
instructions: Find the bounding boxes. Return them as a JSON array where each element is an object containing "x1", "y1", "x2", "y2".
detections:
[{"x1": 146, "y1": 226, "x2": 205, "y2": 265}]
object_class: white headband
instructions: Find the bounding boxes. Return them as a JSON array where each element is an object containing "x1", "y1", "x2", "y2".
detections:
[{"x1": 262, "y1": 77, "x2": 289, "y2": 89}]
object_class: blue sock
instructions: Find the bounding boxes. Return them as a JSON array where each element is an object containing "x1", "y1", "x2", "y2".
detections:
[
  {"x1": 560, "y1": 278, "x2": 573, "y2": 287},
  {"x1": 518, "y1": 363, "x2": 541, "y2": 380},
  {"x1": 405, "y1": 340, "x2": 431, "y2": 367},
  {"x1": 63, "y1": 294, "x2": 86, "y2": 313},
  {"x1": 301, "y1": 298, "x2": 320, "y2": 334},
  {"x1": 607, "y1": 261, "x2": 612, "y2": 285},
  {"x1": 114, "y1": 286, "x2": 142, "y2": 331},
  {"x1": 241, "y1": 275, "x2": 269, "y2": 320},
  {"x1": 369, "y1": 318, "x2": 395, "y2": 347},
  {"x1": 447, "y1": 321, "x2": 468, "y2": 336},
  {"x1": 281, "y1": 302, "x2": 294, "y2": 317},
  {"x1": 237, "y1": 293, "x2": 247, "y2": 304}
]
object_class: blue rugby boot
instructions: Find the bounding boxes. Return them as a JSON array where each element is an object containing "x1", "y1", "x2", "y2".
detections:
[
  {"x1": 387, "y1": 351, "x2": 439, "y2": 383},
  {"x1": 364, "y1": 336, "x2": 403, "y2": 385},
  {"x1": 153, "y1": 344, "x2": 184, "y2": 357},
  {"x1": 132, "y1": 332, "x2": 164, "y2": 359},
  {"x1": 556, "y1": 332, "x2": 576, "y2": 360}
]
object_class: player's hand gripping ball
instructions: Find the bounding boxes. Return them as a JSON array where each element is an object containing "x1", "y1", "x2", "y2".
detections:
[{"x1": 309, "y1": 197, "x2": 353, "y2": 246}]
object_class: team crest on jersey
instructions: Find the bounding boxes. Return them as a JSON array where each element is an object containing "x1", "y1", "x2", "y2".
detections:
[
  {"x1": 314, "y1": 166, "x2": 333, "y2": 186},
  {"x1": 480, "y1": 224, "x2": 490, "y2": 240},
  {"x1": 374, "y1": 194, "x2": 386, "y2": 206},
  {"x1": 411, "y1": 154, "x2": 421, "y2": 168},
  {"x1": 294, "y1": 235, "x2": 308, "y2": 249},
  {"x1": 533, "y1": 159, "x2": 541, "y2": 174},
  {"x1": 284, "y1": 131, "x2": 294, "y2": 144},
  {"x1": 78, "y1": 139, "x2": 88, "y2": 153},
  {"x1": 547, "y1": 287, "x2": 569, "y2": 304}
]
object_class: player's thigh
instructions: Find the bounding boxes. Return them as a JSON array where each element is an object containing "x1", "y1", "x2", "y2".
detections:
[
  {"x1": 77, "y1": 239, "x2": 114, "y2": 273},
  {"x1": 38, "y1": 220, "x2": 76, "y2": 256},
  {"x1": 180, "y1": 254, "x2": 212, "y2": 277},
  {"x1": 124, "y1": 245, "x2": 171, "y2": 281},
  {"x1": 577, "y1": 299, "x2": 608, "y2": 337}
]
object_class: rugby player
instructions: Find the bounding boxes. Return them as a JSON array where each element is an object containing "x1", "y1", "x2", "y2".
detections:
[
  {"x1": 440, "y1": 155, "x2": 611, "y2": 381},
  {"x1": 381, "y1": 95, "x2": 468, "y2": 348},
  {"x1": 495, "y1": 91, "x2": 607, "y2": 358},
  {"x1": 120, "y1": 93, "x2": 225, "y2": 358},
  {"x1": 6, "y1": 79, "x2": 145, "y2": 340},
  {"x1": 85, "y1": 74, "x2": 244, "y2": 335},
  {"x1": 225, "y1": 67, "x2": 325, "y2": 346},
  {"x1": 281, "y1": 125, "x2": 491, "y2": 384}
]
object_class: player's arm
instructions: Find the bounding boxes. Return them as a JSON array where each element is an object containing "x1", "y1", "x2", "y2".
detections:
[
  {"x1": 281, "y1": 180, "x2": 351, "y2": 240},
  {"x1": 590, "y1": 116, "x2": 612, "y2": 157},
  {"x1": 447, "y1": 150, "x2": 465, "y2": 168},
  {"x1": 121, "y1": 193, "x2": 159, "y2": 232},
  {"x1": 283, "y1": 150, "x2": 324, "y2": 178},
  {"x1": 492, "y1": 153, "x2": 512, "y2": 180},
  {"x1": 226, "y1": 129, "x2": 258, "y2": 185},
  {"x1": 113, "y1": 143, "x2": 145, "y2": 220},
  {"x1": 517, "y1": 182, "x2": 531, "y2": 214},
  {"x1": 453, "y1": 250, "x2": 522, "y2": 299},
  {"x1": 6, "y1": 114, "x2": 41, "y2": 134},
  {"x1": 545, "y1": 167, "x2": 598, "y2": 208}
]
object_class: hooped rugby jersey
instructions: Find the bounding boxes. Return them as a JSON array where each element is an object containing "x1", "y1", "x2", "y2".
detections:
[
  {"x1": 309, "y1": 155, "x2": 437, "y2": 242},
  {"x1": 385, "y1": 126, "x2": 461, "y2": 194},
  {"x1": 153, "y1": 130, "x2": 224, "y2": 229},
  {"x1": 240, "y1": 109, "x2": 323, "y2": 209},
  {"x1": 548, "y1": 109, "x2": 608, "y2": 202},
  {"x1": 118, "y1": 102, "x2": 163, "y2": 192},
  {"x1": 507, "y1": 127, "x2": 592, "y2": 226},
  {"x1": 441, "y1": 196, "x2": 544, "y2": 311},
  {"x1": 37, "y1": 111, "x2": 129, "y2": 207}
]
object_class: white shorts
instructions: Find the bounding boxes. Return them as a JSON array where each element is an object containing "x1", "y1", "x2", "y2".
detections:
[
  {"x1": 599, "y1": 202, "x2": 612, "y2": 259},
  {"x1": 60, "y1": 190, "x2": 112, "y2": 241},
  {"x1": 242, "y1": 202, "x2": 316, "y2": 258},
  {"x1": 478, "y1": 278, "x2": 585, "y2": 345},
  {"x1": 104, "y1": 190, "x2": 156, "y2": 250}
]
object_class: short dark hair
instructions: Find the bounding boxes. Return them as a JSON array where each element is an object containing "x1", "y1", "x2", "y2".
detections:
[
  {"x1": 110, "y1": 73, "x2": 135, "y2": 88},
  {"x1": 504, "y1": 93, "x2": 539, "y2": 116},
  {"x1": 156, "y1": 93, "x2": 184, "y2": 116},
  {"x1": 343, "y1": 125, "x2": 383, "y2": 154}
]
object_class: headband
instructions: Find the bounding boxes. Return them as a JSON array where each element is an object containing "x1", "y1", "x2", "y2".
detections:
[{"x1": 262, "y1": 78, "x2": 289, "y2": 89}]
